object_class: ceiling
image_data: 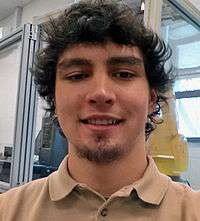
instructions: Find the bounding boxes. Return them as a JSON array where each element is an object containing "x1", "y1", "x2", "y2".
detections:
[
  {"x1": 0, "y1": 0, "x2": 143, "y2": 21},
  {"x1": 0, "y1": 0, "x2": 33, "y2": 21}
]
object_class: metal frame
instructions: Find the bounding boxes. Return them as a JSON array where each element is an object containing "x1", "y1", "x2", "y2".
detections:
[
  {"x1": 11, "y1": 24, "x2": 40, "y2": 187},
  {"x1": 0, "y1": 28, "x2": 22, "y2": 50},
  {"x1": 25, "y1": 25, "x2": 40, "y2": 183},
  {"x1": 0, "y1": 24, "x2": 39, "y2": 191},
  {"x1": 175, "y1": 90, "x2": 200, "y2": 99},
  {"x1": 143, "y1": 0, "x2": 163, "y2": 32},
  {"x1": 144, "y1": 0, "x2": 200, "y2": 32},
  {"x1": 187, "y1": 137, "x2": 200, "y2": 143},
  {"x1": 167, "y1": 0, "x2": 200, "y2": 30}
]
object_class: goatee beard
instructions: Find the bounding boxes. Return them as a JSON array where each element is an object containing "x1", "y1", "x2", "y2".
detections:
[{"x1": 75, "y1": 135, "x2": 127, "y2": 164}]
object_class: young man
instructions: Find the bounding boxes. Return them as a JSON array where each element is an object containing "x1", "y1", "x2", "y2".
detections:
[{"x1": 0, "y1": 0, "x2": 199, "y2": 220}]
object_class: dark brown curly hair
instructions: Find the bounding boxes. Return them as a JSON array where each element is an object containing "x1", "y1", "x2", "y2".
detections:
[{"x1": 33, "y1": 0, "x2": 174, "y2": 138}]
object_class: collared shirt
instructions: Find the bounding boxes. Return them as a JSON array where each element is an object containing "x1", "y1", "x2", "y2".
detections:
[{"x1": 0, "y1": 156, "x2": 199, "y2": 221}]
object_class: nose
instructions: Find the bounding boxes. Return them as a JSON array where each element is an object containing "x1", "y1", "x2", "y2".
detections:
[{"x1": 86, "y1": 75, "x2": 116, "y2": 108}]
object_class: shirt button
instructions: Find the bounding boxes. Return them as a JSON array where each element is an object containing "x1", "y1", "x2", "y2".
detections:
[{"x1": 101, "y1": 208, "x2": 108, "y2": 217}]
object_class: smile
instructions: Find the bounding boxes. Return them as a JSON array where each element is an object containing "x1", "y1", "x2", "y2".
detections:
[{"x1": 81, "y1": 119, "x2": 123, "y2": 125}]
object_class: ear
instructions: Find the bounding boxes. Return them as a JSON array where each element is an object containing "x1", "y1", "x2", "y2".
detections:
[{"x1": 148, "y1": 89, "x2": 157, "y2": 114}]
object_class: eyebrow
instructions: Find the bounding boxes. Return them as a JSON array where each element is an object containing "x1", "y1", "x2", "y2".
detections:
[
  {"x1": 57, "y1": 56, "x2": 143, "y2": 70},
  {"x1": 57, "y1": 58, "x2": 92, "y2": 70},
  {"x1": 107, "y1": 56, "x2": 143, "y2": 66}
]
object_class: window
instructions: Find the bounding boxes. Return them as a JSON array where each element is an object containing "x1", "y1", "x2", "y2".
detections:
[
  {"x1": 161, "y1": 0, "x2": 200, "y2": 140},
  {"x1": 174, "y1": 78, "x2": 200, "y2": 139}
]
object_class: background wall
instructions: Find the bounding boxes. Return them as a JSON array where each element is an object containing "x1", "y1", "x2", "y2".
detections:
[
  {"x1": 21, "y1": 0, "x2": 73, "y2": 24},
  {"x1": 0, "y1": 0, "x2": 73, "y2": 34},
  {"x1": 0, "y1": 43, "x2": 21, "y2": 154}
]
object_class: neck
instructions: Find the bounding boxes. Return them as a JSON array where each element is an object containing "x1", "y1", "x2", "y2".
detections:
[{"x1": 67, "y1": 144, "x2": 148, "y2": 197}]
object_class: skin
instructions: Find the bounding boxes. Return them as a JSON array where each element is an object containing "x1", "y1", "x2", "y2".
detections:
[{"x1": 55, "y1": 42, "x2": 156, "y2": 197}]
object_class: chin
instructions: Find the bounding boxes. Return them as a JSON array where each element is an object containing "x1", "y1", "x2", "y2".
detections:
[{"x1": 73, "y1": 137, "x2": 131, "y2": 165}]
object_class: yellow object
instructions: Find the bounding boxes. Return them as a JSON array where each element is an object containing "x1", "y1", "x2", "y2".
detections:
[{"x1": 148, "y1": 92, "x2": 188, "y2": 176}]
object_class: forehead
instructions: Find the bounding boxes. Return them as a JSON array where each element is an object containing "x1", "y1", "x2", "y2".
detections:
[{"x1": 58, "y1": 42, "x2": 144, "y2": 63}]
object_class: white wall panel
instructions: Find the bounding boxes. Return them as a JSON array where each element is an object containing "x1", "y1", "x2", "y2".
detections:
[
  {"x1": 0, "y1": 0, "x2": 74, "y2": 37},
  {"x1": 21, "y1": 0, "x2": 72, "y2": 24},
  {"x1": 0, "y1": 42, "x2": 21, "y2": 154}
]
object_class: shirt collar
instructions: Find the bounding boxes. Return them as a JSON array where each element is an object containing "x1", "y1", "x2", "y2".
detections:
[
  {"x1": 49, "y1": 155, "x2": 170, "y2": 204},
  {"x1": 132, "y1": 156, "x2": 170, "y2": 205},
  {"x1": 49, "y1": 156, "x2": 79, "y2": 201}
]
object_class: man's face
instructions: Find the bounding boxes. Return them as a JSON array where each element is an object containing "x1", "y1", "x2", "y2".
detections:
[{"x1": 55, "y1": 42, "x2": 155, "y2": 164}]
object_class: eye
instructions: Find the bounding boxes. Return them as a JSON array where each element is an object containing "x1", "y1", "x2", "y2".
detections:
[
  {"x1": 64, "y1": 72, "x2": 89, "y2": 81},
  {"x1": 112, "y1": 71, "x2": 136, "y2": 80}
]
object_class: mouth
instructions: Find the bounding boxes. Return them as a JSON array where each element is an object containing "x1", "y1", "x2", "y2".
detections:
[
  {"x1": 80, "y1": 118, "x2": 124, "y2": 126},
  {"x1": 80, "y1": 114, "x2": 125, "y2": 131}
]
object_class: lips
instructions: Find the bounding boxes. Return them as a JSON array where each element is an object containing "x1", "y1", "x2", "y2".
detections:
[
  {"x1": 80, "y1": 115, "x2": 124, "y2": 126},
  {"x1": 81, "y1": 119, "x2": 122, "y2": 125}
]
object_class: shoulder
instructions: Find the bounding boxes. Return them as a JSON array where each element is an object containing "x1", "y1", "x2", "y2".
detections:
[
  {"x1": 1, "y1": 175, "x2": 48, "y2": 197},
  {"x1": 168, "y1": 179, "x2": 200, "y2": 198},
  {"x1": 0, "y1": 175, "x2": 50, "y2": 214},
  {"x1": 165, "y1": 179, "x2": 200, "y2": 212}
]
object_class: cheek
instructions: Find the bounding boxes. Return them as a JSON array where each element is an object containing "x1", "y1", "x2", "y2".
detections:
[
  {"x1": 55, "y1": 92, "x2": 83, "y2": 135},
  {"x1": 55, "y1": 88, "x2": 83, "y2": 117},
  {"x1": 121, "y1": 90, "x2": 149, "y2": 113}
]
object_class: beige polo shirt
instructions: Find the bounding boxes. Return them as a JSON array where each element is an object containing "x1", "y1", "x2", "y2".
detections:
[{"x1": 0, "y1": 156, "x2": 199, "y2": 221}]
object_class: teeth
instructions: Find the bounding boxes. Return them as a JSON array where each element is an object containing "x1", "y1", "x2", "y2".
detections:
[
  {"x1": 91, "y1": 119, "x2": 96, "y2": 124},
  {"x1": 87, "y1": 119, "x2": 119, "y2": 125},
  {"x1": 108, "y1": 119, "x2": 113, "y2": 124}
]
